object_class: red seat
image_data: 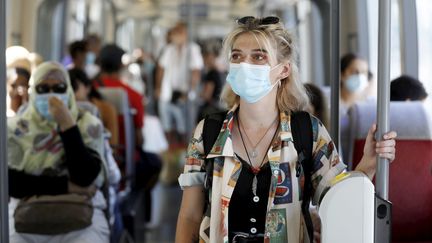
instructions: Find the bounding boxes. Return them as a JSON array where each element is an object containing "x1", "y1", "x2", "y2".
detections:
[{"x1": 348, "y1": 101, "x2": 432, "y2": 243}]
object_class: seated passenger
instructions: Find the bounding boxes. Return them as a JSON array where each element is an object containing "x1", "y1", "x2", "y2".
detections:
[
  {"x1": 68, "y1": 40, "x2": 88, "y2": 71},
  {"x1": 304, "y1": 83, "x2": 329, "y2": 128},
  {"x1": 6, "y1": 46, "x2": 32, "y2": 117},
  {"x1": 8, "y1": 62, "x2": 109, "y2": 243},
  {"x1": 340, "y1": 53, "x2": 374, "y2": 161},
  {"x1": 94, "y1": 44, "x2": 145, "y2": 148},
  {"x1": 390, "y1": 75, "x2": 428, "y2": 101},
  {"x1": 6, "y1": 60, "x2": 31, "y2": 117},
  {"x1": 69, "y1": 68, "x2": 119, "y2": 145},
  {"x1": 340, "y1": 53, "x2": 374, "y2": 114}
]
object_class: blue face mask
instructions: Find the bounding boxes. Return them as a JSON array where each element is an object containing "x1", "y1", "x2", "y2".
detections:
[
  {"x1": 86, "y1": 52, "x2": 96, "y2": 65},
  {"x1": 34, "y1": 93, "x2": 69, "y2": 121},
  {"x1": 226, "y1": 62, "x2": 280, "y2": 103},
  {"x1": 344, "y1": 74, "x2": 368, "y2": 93}
]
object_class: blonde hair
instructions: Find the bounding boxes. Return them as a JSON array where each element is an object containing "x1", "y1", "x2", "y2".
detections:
[{"x1": 221, "y1": 17, "x2": 310, "y2": 112}]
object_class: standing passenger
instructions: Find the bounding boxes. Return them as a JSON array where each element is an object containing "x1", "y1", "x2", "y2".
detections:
[
  {"x1": 176, "y1": 16, "x2": 397, "y2": 243},
  {"x1": 155, "y1": 22, "x2": 204, "y2": 144}
]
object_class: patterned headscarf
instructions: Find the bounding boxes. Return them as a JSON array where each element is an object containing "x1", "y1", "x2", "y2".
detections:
[{"x1": 7, "y1": 62, "x2": 105, "y2": 175}]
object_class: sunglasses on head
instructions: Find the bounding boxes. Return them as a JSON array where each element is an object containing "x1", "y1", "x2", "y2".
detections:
[
  {"x1": 35, "y1": 83, "x2": 68, "y2": 94},
  {"x1": 237, "y1": 16, "x2": 280, "y2": 25}
]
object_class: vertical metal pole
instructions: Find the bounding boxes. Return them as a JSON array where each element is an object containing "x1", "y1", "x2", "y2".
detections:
[
  {"x1": 330, "y1": 0, "x2": 340, "y2": 150},
  {"x1": 376, "y1": 0, "x2": 391, "y2": 203},
  {"x1": 375, "y1": 0, "x2": 392, "y2": 242},
  {"x1": 0, "y1": 0, "x2": 10, "y2": 242}
]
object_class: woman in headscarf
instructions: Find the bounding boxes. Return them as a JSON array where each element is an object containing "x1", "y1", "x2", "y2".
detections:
[{"x1": 7, "y1": 62, "x2": 109, "y2": 242}]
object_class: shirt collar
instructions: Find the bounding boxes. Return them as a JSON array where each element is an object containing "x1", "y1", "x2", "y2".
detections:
[{"x1": 206, "y1": 104, "x2": 293, "y2": 159}]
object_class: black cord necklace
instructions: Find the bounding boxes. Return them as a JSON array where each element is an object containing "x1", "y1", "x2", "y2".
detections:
[{"x1": 236, "y1": 112, "x2": 279, "y2": 198}]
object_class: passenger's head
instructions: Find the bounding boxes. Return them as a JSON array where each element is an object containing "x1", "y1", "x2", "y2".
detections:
[
  {"x1": 69, "y1": 40, "x2": 88, "y2": 69},
  {"x1": 304, "y1": 83, "x2": 329, "y2": 127},
  {"x1": 221, "y1": 16, "x2": 309, "y2": 111},
  {"x1": 85, "y1": 34, "x2": 102, "y2": 54},
  {"x1": 390, "y1": 75, "x2": 428, "y2": 101},
  {"x1": 171, "y1": 22, "x2": 188, "y2": 46},
  {"x1": 202, "y1": 39, "x2": 221, "y2": 68},
  {"x1": 340, "y1": 53, "x2": 369, "y2": 94},
  {"x1": 68, "y1": 68, "x2": 92, "y2": 101},
  {"x1": 6, "y1": 46, "x2": 32, "y2": 113},
  {"x1": 28, "y1": 62, "x2": 78, "y2": 121},
  {"x1": 28, "y1": 52, "x2": 44, "y2": 72},
  {"x1": 99, "y1": 44, "x2": 126, "y2": 74}
]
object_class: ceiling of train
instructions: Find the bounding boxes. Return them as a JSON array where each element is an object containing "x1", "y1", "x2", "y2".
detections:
[{"x1": 111, "y1": 0, "x2": 299, "y2": 25}]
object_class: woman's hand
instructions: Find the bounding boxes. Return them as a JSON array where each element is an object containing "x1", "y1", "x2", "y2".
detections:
[
  {"x1": 49, "y1": 96, "x2": 75, "y2": 131},
  {"x1": 355, "y1": 124, "x2": 397, "y2": 179}
]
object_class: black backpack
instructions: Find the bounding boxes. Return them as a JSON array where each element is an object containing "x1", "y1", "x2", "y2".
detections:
[{"x1": 201, "y1": 110, "x2": 314, "y2": 241}]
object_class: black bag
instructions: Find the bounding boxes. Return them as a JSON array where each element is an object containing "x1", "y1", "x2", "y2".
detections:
[
  {"x1": 171, "y1": 90, "x2": 184, "y2": 104},
  {"x1": 134, "y1": 150, "x2": 162, "y2": 191},
  {"x1": 201, "y1": 111, "x2": 314, "y2": 240}
]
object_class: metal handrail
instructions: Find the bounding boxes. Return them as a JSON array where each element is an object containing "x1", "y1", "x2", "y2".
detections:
[{"x1": 0, "y1": 0, "x2": 9, "y2": 242}]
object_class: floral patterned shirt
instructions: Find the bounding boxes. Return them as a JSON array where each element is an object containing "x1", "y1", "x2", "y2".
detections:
[{"x1": 178, "y1": 104, "x2": 346, "y2": 243}]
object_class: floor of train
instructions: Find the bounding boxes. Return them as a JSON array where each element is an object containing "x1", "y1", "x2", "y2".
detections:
[{"x1": 140, "y1": 182, "x2": 182, "y2": 243}]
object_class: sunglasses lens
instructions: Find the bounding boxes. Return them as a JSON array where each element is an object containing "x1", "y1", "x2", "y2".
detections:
[
  {"x1": 52, "y1": 83, "x2": 67, "y2": 93},
  {"x1": 261, "y1": 16, "x2": 280, "y2": 25},
  {"x1": 236, "y1": 16, "x2": 280, "y2": 26},
  {"x1": 237, "y1": 16, "x2": 255, "y2": 25},
  {"x1": 35, "y1": 84, "x2": 50, "y2": 94},
  {"x1": 35, "y1": 83, "x2": 67, "y2": 94}
]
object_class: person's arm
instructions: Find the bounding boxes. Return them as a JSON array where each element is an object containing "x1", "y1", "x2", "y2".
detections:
[
  {"x1": 155, "y1": 65, "x2": 164, "y2": 100},
  {"x1": 175, "y1": 186, "x2": 205, "y2": 243},
  {"x1": 355, "y1": 124, "x2": 397, "y2": 179},
  {"x1": 60, "y1": 126, "x2": 102, "y2": 187},
  {"x1": 49, "y1": 96, "x2": 102, "y2": 187},
  {"x1": 8, "y1": 168, "x2": 68, "y2": 198},
  {"x1": 190, "y1": 69, "x2": 201, "y2": 91},
  {"x1": 176, "y1": 120, "x2": 207, "y2": 242}
]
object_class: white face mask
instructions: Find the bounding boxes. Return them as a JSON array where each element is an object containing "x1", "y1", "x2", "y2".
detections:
[
  {"x1": 226, "y1": 62, "x2": 280, "y2": 103},
  {"x1": 344, "y1": 74, "x2": 368, "y2": 93}
]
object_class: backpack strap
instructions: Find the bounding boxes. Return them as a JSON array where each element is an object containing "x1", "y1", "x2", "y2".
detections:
[
  {"x1": 201, "y1": 111, "x2": 226, "y2": 209},
  {"x1": 291, "y1": 111, "x2": 314, "y2": 242}
]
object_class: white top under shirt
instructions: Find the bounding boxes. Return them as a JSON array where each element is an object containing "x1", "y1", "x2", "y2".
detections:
[{"x1": 158, "y1": 42, "x2": 204, "y2": 102}]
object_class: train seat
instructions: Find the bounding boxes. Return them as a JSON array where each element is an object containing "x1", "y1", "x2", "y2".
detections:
[
  {"x1": 347, "y1": 101, "x2": 432, "y2": 242},
  {"x1": 98, "y1": 87, "x2": 136, "y2": 190}
]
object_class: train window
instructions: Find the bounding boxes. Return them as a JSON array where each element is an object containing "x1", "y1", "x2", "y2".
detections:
[
  {"x1": 416, "y1": 0, "x2": 432, "y2": 95},
  {"x1": 367, "y1": 0, "x2": 401, "y2": 80}
]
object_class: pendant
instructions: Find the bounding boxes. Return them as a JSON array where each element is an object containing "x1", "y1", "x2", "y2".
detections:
[
  {"x1": 251, "y1": 149, "x2": 258, "y2": 158},
  {"x1": 252, "y1": 175, "x2": 258, "y2": 196}
]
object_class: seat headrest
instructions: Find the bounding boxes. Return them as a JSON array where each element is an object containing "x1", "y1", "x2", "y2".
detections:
[{"x1": 349, "y1": 100, "x2": 432, "y2": 140}]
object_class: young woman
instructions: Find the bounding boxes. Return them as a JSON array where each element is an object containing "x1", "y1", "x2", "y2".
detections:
[{"x1": 176, "y1": 16, "x2": 397, "y2": 243}]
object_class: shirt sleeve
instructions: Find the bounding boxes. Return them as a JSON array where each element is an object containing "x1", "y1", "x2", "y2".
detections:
[
  {"x1": 60, "y1": 125, "x2": 102, "y2": 187},
  {"x1": 188, "y1": 43, "x2": 204, "y2": 70},
  {"x1": 309, "y1": 116, "x2": 347, "y2": 205},
  {"x1": 178, "y1": 119, "x2": 206, "y2": 189},
  {"x1": 158, "y1": 46, "x2": 170, "y2": 68},
  {"x1": 8, "y1": 168, "x2": 68, "y2": 198}
]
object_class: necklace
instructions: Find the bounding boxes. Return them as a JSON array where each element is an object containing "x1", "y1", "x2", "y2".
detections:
[
  {"x1": 237, "y1": 114, "x2": 278, "y2": 159},
  {"x1": 237, "y1": 114, "x2": 279, "y2": 197}
]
